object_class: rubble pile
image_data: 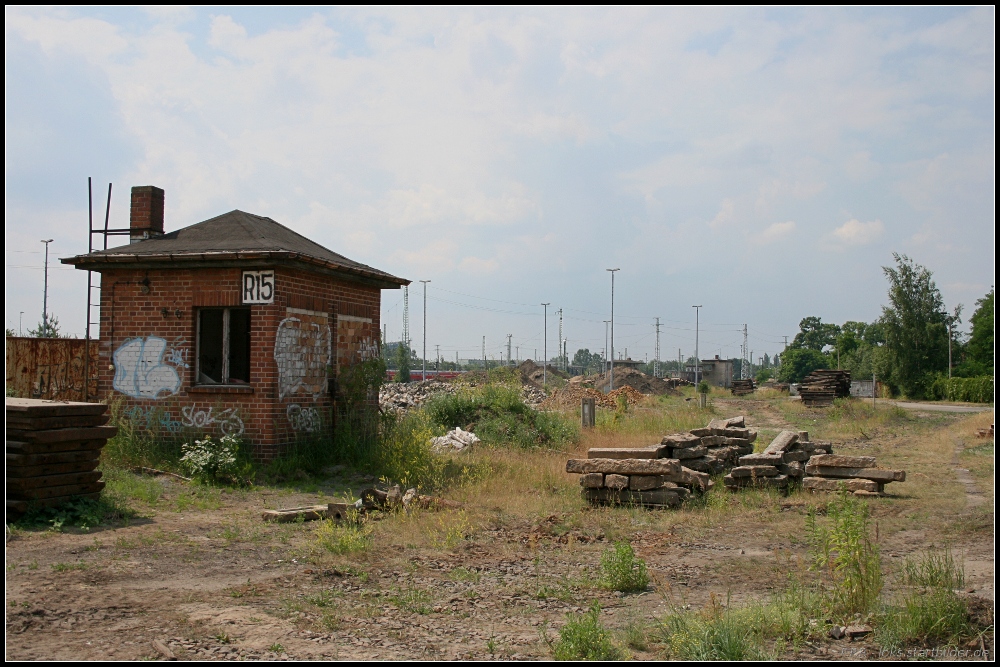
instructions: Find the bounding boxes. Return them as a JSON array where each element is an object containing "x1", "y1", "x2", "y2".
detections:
[
  {"x1": 543, "y1": 384, "x2": 645, "y2": 410},
  {"x1": 379, "y1": 379, "x2": 545, "y2": 414},
  {"x1": 723, "y1": 429, "x2": 830, "y2": 491},
  {"x1": 799, "y1": 370, "x2": 851, "y2": 407},
  {"x1": 594, "y1": 367, "x2": 677, "y2": 395},
  {"x1": 430, "y1": 427, "x2": 480, "y2": 453},
  {"x1": 803, "y1": 455, "x2": 906, "y2": 497}
]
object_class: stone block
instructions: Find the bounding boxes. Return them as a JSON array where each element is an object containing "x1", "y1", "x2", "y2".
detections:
[
  {"x1": 629, "y1": 475, "x2": 664, "y2": 491},
  {"x1": 802, "y1": 477, "x2": 878, "y2": 493},
  {"x1": 605, "y1": 474, "x2": 629, "y2": 490},
  {"x1": 587, "y1": 446, "x2": 666, "y2": 459},
  {"x1": 807, "y1": 454, "x2": 875, "y2": 468},
  {"x1": 579, "y1": 473, "x2": 604, "y2": 488},
  {"x1": 566, "y1": 458, "x2": 681, "y2": 476},
  {"x1": 730, "y1": 465, "x2": 779, "y2": 478},
  {"x1": 804, "y1": 465, "x2": 904, "y2": 483}
]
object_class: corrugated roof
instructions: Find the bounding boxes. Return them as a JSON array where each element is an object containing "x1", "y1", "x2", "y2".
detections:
[{"x1": 62, "y1": 210, "x2": 408, "y2": 287}]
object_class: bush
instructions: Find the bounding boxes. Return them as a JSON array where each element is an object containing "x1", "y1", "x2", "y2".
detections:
[
  {"x1": 550, "y1": 602, "x2": 624, "y2": 660},
  {"x1": 928, "y1": 375, "x2": 993, "y2": 403},
  {"x1": 600, "y1": 541, "x2": 650, "y2": 593},
  {"x1": 180, "y1": 434, "x2": 252, "y2": 485},
  {"x1": 805, "y1": 491, "x2": 883, "y2": 618},
  {"x1": 425, "y1": 384, "x2": 578, "y2": 449}
]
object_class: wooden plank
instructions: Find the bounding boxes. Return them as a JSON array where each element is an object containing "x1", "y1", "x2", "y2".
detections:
[
  {"x1": 5, "y1": 414, "x2": 110, "y2": 430},
  {"x1": 7, "y1": 471, "x2": 104, "y2": 491},
  {"x1": 7, "y1": 450, "x2": 102, "y2": 466},
  {"x1": 6, "y1": 438, "x2": 110, "y2": 455},
  {"x1": 5, "y1": 398, "x2": 108, "y2": 417},
  {"x1": 6, "y1": 459, "x2": 101, "y2": 478},
  {"x1": 8, "y1": 481, "x2": 105, "y2": 500},
  {"x1": 803, "y1": 466, "x2": 904, "y2": 482},
  {"x1": 261, "y1": 505, "x2": 330, "y2": 523},
  {"x1": 587, "y1": 446, "x2": 665, "y2": 459},
  {"x1": 5, "y1": 425, "x2": 118, "y2": 444},
  {"x1": 566, "y1": 458, "x2": 680, "y2": 476}
]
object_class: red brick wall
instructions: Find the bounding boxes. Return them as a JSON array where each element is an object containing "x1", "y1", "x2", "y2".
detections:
[{"x1": 98, "y1": 265, "x2": 382, "y2": 460}]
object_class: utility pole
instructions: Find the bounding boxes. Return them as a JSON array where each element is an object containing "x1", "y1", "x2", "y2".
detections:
[
  {"x1": 541, "y1": 303, "x2": 550, "y2": 386},
  {"x1": 435, "y1": 344, "x2": 440, "y2": 372},
  {"x1": 563, "y1": 338, "x2": 567, "y2": 372},
  {"x1": 420, "y1": 280, "x2": 430, "y2": 381},
  {"x1": 607, "y1": 268, "x2": 620, "y2": 391},
  {"x1": 402, "y1": 285, "x2": 410, "y2": 358},
  {"x1": 948, "y1": 322, "x2": 953, "y2": 378},
  {"x1": 41, "y1": 238, "x2": 54, "y2": 334},
  {"x1": 654, "y1": 317, "x2": 660, "y2": 378},
  {"x1": 482, "y1": 336, "x2": 486, "y2": 369},
  {"x1": 692, "y1": 305, "x2": 702, "y2": 385},
  {"x1": 19, "y1": 311, "x2": 24, "y2": 336},
  {"x1": 558, "y1": 309, "x2": 564, "y2": 371},
  {"x1": 603, "y1": 321, "x2": 610, "y2": 380},
  {"x1": 783, "y1": 335, "x2": 788, "y2": 349},
  {"x1": 507, "y1": 334, "x2": 512, "y2": 366},
  {"x1": 741, "y1": 324, "x2": 749, "y2": 380},
  {"x1": 678, "y1": 348, "x2": 682, "y2": 379}
]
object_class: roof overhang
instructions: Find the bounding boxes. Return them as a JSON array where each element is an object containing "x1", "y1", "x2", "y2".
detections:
[{"x1": 61, "y1": 250, "x2": 409, "y2": 290}]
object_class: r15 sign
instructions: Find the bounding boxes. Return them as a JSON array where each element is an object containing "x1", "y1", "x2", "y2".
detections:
[{"x1": 242, "y1": 270, "x2": 275, "y2": 304}]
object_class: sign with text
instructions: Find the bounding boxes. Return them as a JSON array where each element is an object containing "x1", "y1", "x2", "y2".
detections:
[{"x1": 242, "y1": 270, "x2": 275, "y2": 304}]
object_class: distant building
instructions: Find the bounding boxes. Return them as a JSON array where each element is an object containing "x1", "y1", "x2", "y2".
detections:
[
  {"x1": 683, "y1": 355, "x2": 734, "y2": 388},
  {"x1": 604, "y1": 358, "x2": 644, "y2": 372}
]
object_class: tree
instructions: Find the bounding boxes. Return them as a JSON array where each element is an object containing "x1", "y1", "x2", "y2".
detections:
[
  {"x1": 29, "y1": 313, "x2": 60, "y2": 338},
  {"x1": 879, "y1": 254, "x2": 955, "y2": 398},
  {"x1": 777, "y1": 348, "x2": 829, "y2": 383},
  {"x1": 789, "y1": 316, "x2": 840, "y2": 351},
  {"x1": 961, "y1": 288, "x2": 994, "y2": 377},
  {"x1": 572, "y1": 348, "x2": 604, "y2": 374},
  {"x1": 394, "y1": 341, "x2": 411, "y2": 383}
]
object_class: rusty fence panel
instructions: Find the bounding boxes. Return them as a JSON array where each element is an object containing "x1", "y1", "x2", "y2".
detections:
[{"x1": 5, "y1": 337, "x2": 99, "y2": 401}]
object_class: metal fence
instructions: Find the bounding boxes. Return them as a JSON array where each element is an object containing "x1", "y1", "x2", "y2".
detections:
[{"x1": 5, "y1": 337, "x2": 99, "y2": 401}]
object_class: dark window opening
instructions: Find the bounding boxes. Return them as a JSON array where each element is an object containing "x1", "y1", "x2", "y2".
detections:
[{"x1": 198, "y1": 308, "x2": 251, "y2": 385}]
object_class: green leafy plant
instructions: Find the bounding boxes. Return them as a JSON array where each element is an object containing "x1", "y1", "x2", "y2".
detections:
[
  {"x1": 659, "y1": 599, "x2": 767, "y2": 661},
  {"x1": 805, "y1": 490, "x2": 883, "y2": 617},
  {"x1": 600, "y1": 541, "x2": 650, "y2": 593},
  {"x1": 314, "y1": 517, "x2": 372, "y2": 554},
  {"x1": 180, "y1": 433, "x2": 251, "y2": 485},
  {"x1": 549, "y1": 602, "x2": 623, "y2": 660}
]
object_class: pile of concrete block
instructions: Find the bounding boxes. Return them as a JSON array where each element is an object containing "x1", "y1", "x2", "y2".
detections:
[
  {"x1": 723, "y1": 430, "x2": 832, "y2": 491},
  {"x1": 802, "y1": 455, "x2": 906, "y2": 497},
  {"x1": 667, "y1": 415, "x2": 758, "y2": 474},
  {"x1": 566, "y1": 445, "x2": 713, "y2": 508}
]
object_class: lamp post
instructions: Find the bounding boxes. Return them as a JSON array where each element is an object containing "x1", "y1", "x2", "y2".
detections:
[
  {"x1": 541, "y1": 303, "x2": 550, "y2": 386},
  {"x1": 420, "y1": 280, "x2": 430, "y2": 381},
  {"x1": 607, "y1": 269, "x2": 620, "y2": 391},
  {"x1": 692, "y1": 305, "x2": 702, "y2": 385},
  {"x1": 603, "y1": 320, "x2": 610, "y2": 380},
  {"x1": 41, "y1": 239, "x2": 54, "y2": 335}
]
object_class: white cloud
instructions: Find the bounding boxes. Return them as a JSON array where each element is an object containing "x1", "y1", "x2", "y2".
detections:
[
  {"x1": 755, "y1": 221, "x2": 796, "y2": 245},
  {"x1": 831, "y1": 219, "x2": 884, "y2": 246}
]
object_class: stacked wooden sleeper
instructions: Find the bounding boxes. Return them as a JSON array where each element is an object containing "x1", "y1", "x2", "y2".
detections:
[
  {"x1": 6, "y1": 398, "x2": 116, "y2": 516},
  {"x1": 803, "y1": 455, "x2": 905, "y2": 497},
  {"x1": 724, "y1": 430, "x2": 832, "y2": 490}
]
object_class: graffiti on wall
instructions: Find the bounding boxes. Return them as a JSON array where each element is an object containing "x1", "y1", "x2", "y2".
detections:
[
  {"x1": 180, "y1": 405, "x2": 245, "y2": 436},
  {"x1": 286, "y1": 404, "x2": 321, "y2": 432},
  {"x1": 126, "y1": 405, "x2": 184, "y2": 433},
  {"x1": 274, "y1": 315, "x2": 331, "y2": 400},
  {"x1": 113, "y1": 336, "x2": 185, "y2": 399}
]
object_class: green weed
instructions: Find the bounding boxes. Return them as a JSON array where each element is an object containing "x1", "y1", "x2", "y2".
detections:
[
  {"x1": 51, "y1": 561, "x2": 88, "y2": 572},
  {"x1": 600, "y1": 541, "x2": 650, "y2": 593},
  {"x1": 549, "y1": 602, "x2": 624, "y2": 661},
  {"x1": 901, "y1": 547, "x2": 965, "y2": 589},
  {"x1": 387, "y1": 586, "x2": 432, "y2": 615},
  {"x1": 314, "y1": 518, "x2": 372, "y2": 554},
  {"x1": 658, "y1": 598, "x2": 767, "y2": 661},
  {"x1": 875, "y1": 588, "x2": 973, "y2": 650}
]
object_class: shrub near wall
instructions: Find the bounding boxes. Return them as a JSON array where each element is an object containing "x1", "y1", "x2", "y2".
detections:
[{"x1": 929, "y1": 376, "x2": 994, "y2": 403}]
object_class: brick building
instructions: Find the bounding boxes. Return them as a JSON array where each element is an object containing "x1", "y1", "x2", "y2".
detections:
[
  {"x1": 683, "y1": 355, "x2": 734, "y2": 388},
  {"x1": 63, "y1": 185, "x2": 408, "y2": 459}
]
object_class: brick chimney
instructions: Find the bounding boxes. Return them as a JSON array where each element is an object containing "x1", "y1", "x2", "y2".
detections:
[{"x1": 130, "y1": 185, "x2": 165, "y2": 243}]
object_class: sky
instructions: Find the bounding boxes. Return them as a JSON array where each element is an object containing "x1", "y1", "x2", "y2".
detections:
[{"x1": 5, "y1": 7, "x2": 995, "y2": 365}]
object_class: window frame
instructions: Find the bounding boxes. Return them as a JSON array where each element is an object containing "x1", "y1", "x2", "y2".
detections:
[{"x1": 195, "y1": 306, "x2": 251, "y2": 386}]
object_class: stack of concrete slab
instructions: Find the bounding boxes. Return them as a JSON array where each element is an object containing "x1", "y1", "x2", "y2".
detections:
[
  {"x1": 802, "y1": 455, "x2": 905, "y2": 497},
  {"x1": 723, "y1": 430, "x2": 832, "y2": 491},
  {"x1": 566, "y1": 444, "x2": 716, "y2": 508},
  {"x1": 6, "y1": 398, "x2": 116, "y2": 517},
  {"x1": 665, "y1": 416, "x2": 757, "y2": 475},
  {"x1": 731, "y1": 379, "x2": 755, "y2": 396},
  {"x1": 799, "y1": 370, "x2": 851, "y2": 407}
]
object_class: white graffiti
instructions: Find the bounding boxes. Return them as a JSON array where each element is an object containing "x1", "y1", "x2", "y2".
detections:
[
  {"x1": 274, "y1": 316, "x2": 331, "y2": 400},
  {"x1": 286, "y1": 404, "x2": 321, "y2": 432},
  {"x1": 113, "y1": 336, "x2": 182, "y2": 399},
  {"x1": 180, "y1": 405, "x2": 245, "y2": 436},
  {"x1": 165, "y1": 337, "x2": 190, "y2": 368},
  {"x1": 357, "y1": 336, "x2": 379, "y2": 362}
]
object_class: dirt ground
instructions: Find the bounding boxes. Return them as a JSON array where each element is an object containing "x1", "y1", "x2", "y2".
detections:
[{"x1": 5, "y1": 396, "x2": 995, "y2": 661}]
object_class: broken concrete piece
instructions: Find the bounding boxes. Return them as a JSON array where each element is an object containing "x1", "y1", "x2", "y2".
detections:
[
  {"x1": 782, "y1": 450, "x2": 811, "y2": 462},
  {"x1": 679, "y1": 466, "x2": 711, "y2": 492},
  {"x1": 797, "y1": 431, "x2": 809, "y2": 442},
  {"x1": 803, "y1": 477, "x2": 879, "y2": 492},
  {"x1": 605, "y1": 474, "x2": 629, "y2": 490},
  {"x1": 587, "y1": 446, "x2": 665, "y2": 459},
  {"x1": 804, "y1": 465, "x2": 904, "y2": 482},
  {"x1": 629, "y1": 475, "x2": 664, "y2": 491},
  {"x1": 739, "y1": 453, "x2": 784, "y2": 466},
  {"x1": 582, "y1": 487, "x2": 682, "y2": 508},
  {"x1": 845, "y1": 624, "x2": 872, "y2": 639},
  {"x1": 689, "y1": 427, "x2": 714, "y2": 437},
  {"x1": 579, "y1": 473, "x2": 605, "y2": 488},
  {"x1": 430, "y1": 427, "x2": 480, "y2": 453},
  {"x1": 723, "y1": 473, "x2": 789, "y2": 488},
  {"x1": 807, "y1": 454, "x2": 876, "y2": 468},
  {"x1": 261, "y1": 505, "x2": 330, "y2": 523},
  {"x1": 661, "y1": 433, "x2": 701, "y2": 447},
  {"x1": 672, "y1": 446, "x2": 707, "y2": 460},
  {"x1": 829, "y1": 625, "x2": 846, "y2": 640},
  {"x1": 763, "y1": 430, "x2": 799, "y2": 455},
  {"x1": 566, "y1": 458, "x2": 680, "y2": 476}
]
